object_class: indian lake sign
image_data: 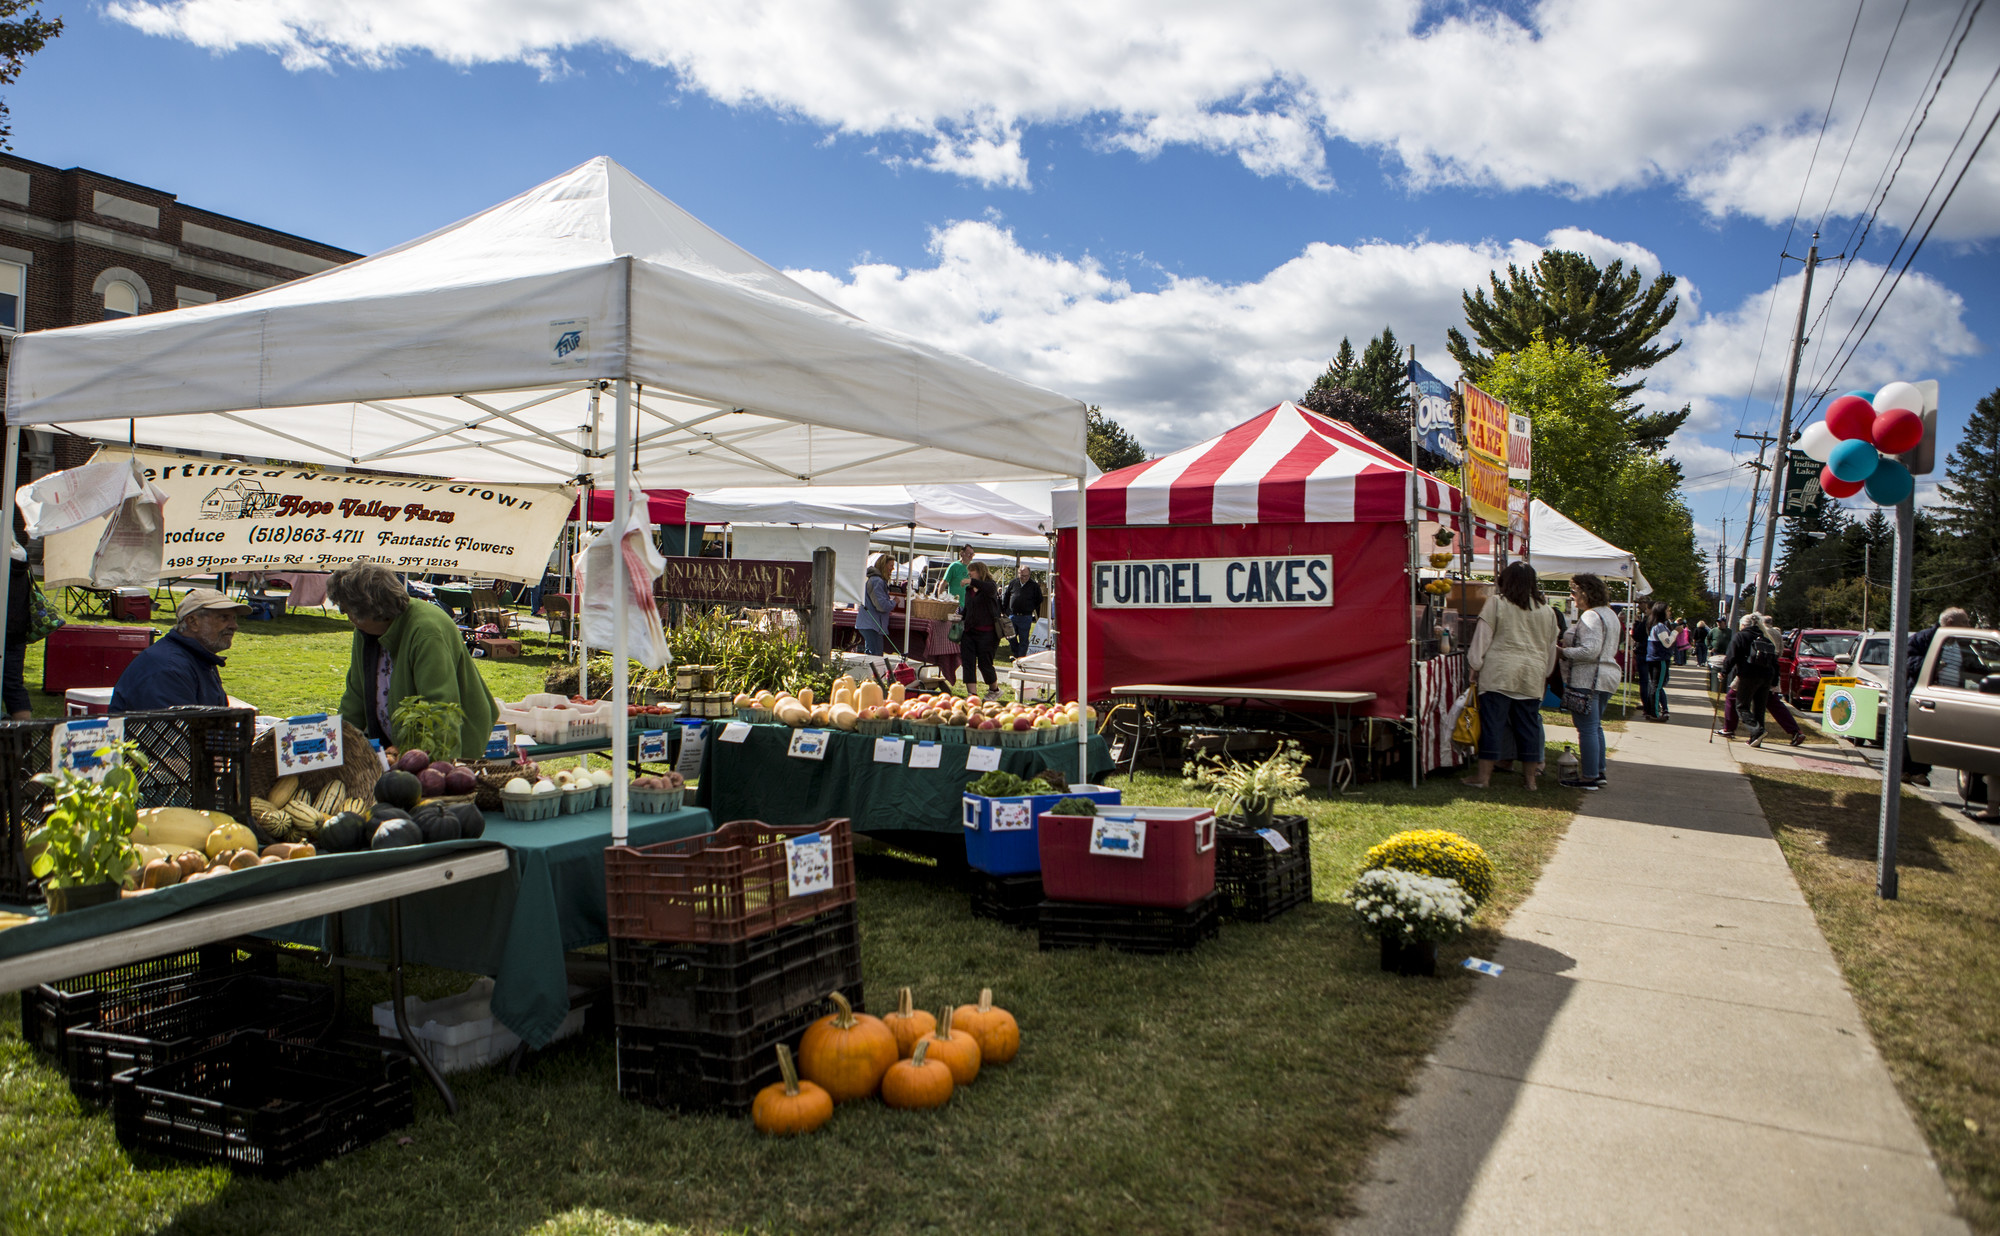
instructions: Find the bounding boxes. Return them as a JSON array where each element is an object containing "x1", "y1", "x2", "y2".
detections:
[{"x1": 1091, "y1": 556, "x2": 1334, "y2": 609}]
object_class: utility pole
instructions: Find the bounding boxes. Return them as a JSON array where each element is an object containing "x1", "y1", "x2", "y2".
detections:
[
  {"x1": 1754, "y1": 237, "x2": 1821, "y2": 617},
  {"x1": 1729, "y1": 432, "x2": 1777, "y2": 628}
]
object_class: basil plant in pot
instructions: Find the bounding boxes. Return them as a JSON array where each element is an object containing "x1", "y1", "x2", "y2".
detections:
[
  {"x1": 1183, "y1": 740, "x2": 1310, "y2": 830},
  {"x1": 27, "y1": 742, "x2": 148, "y2": 914}
]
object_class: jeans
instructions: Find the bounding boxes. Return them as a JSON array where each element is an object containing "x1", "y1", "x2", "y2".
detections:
[
  {"x1": 1008, "y1": 613, "x2": 1033, "y2": 658},
  {"x1": 1636, "y1": 657, "x2": 1657, "y2": 716},
  {"x1": 1647, "y1": 658, "x2": 1670, "y2": 715},
  {"x1": 861, "y1": 627, "x2": 885, "y2": 657},
  {"x1": 960, "y1": 627, "x2": 998, "y2": 689},
  {"x1": 1576, "y1": 689, "x2": 1610, "y2": 781},
  {"x1": 1476, "y1": 692, "x2": 1543, "y2": 764}
]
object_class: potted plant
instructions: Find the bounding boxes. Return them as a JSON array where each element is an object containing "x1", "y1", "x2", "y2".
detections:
[
  {"x1": 27, "y1": 743, "x2": 147, "y2": 914},
  {"x1": 1183, "y1": 740, "x2": 1309, "y2": 831},
  {"x1": 1345, "y1": 867, "x2": 1474, "y2": 976}
]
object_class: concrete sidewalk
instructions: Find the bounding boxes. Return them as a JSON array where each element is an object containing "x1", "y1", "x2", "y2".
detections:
[{"x1": 1340, "y1": 679, "x2": 1967, "y2": 1235}]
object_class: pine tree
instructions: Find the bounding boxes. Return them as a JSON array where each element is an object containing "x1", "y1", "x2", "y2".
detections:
[
  {"x1": 1298, "y1": 327, "x2": 1444, "y2": 466},
  {"x1": 1931, "y1": 386, "x2": 2000, "y2": 625},
  {"x1": 1312, "y1": 338, "x2": 1357, "y2": 392}
]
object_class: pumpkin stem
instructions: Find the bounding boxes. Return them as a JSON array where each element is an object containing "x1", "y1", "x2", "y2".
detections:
[
  {"x1": 897, "y1": 986, "x2": 915, "y2": 1018},
  {"x1": 828, "y1": 990, "x2": 856, "y2": 1030},
  {"x1": 979, "y1": 987, "x2": 993, "y2": 1013},
  {"x1": 910, "y1": 1039, "x2": 930, "y2": 1067},
  {"x1": 776, "y1": 1043, "x2": 801, "y2": 1096},
  {"x1": 938, "y1": 1006, "x2": 954, "y2": 1039}
]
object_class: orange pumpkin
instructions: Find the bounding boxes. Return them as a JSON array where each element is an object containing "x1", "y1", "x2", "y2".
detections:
[
  {"x1": 751, "y1": 1044, "x2": 833, "y2": 1136},
  {"x1": 883, "y1": 986, "x2": 936, "y2": 1059},
  {"x1": 919, "y1": 1006, "x2": 981, "y2": 1086},
  {"x1": 950, "y1": 988, "x2": 1020, "y2": 1065},
  {"x1": 797, "y1": 991, "x2": 897, "y2": 1102},
  {"x1": 880, "y1": 1038, "x2": 953, "y2": 1109}
]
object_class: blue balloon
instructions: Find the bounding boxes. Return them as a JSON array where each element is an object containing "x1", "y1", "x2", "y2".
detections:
[
  {"x1": 1845, "y1": 389, "x2": 1876, "y2": 403},
  {"x1": 1828, "y1": 437, "x2": 1881, "y2": 483},
  {"x1": 1864, "y1": 459, "x2": 1913, "y2": 505}
]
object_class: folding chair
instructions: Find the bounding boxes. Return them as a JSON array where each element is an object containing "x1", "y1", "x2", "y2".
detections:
[{"x1": 542, "y1": 594, "x2": 576, "y2": 653}]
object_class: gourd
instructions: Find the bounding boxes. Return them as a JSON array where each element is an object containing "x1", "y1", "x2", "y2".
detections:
[
  {"x1": 797, "y1": 991, "x2": 897, "y2": 1102},
  {"x1": 130, "y1": 807, "x2": 222, "y2": 853},
  {"x1": 831, "y1": 684, "x2": 854, "y2": 708},
  {"x1": 751, "y1": 1044, "x2": 833, "y2": 1135},
  {"x1": 888, "y1": 682, "x2": 905, "y2": 704},
  {"x1": 882, "y1": 987, "x2": 936, "y2": 1059},
  {"x1": 857, "y1": 681, "x2": 884, "y2": 710},
  {"x1": 774, "y1": 698, "x2": 811, "y2": 727},
  {"x1": 203, "y1": 821, "x2": 258, "y2": 858},
  {"x1": 880, "y1": 1039, "x2": 953, "y2": 1110},
  {"x1": 919, "y1": 1006, "x2": 981, "y2": 1085},
  {"x1": 828, "y1": 703, "x2": 859, "y2": 732},
  {"x1": 798, "y1": 687, "x2": 815, "y2": 709},
  {"x1": 950, "y1": 988, "x2": 1019, "y2": 1065}
]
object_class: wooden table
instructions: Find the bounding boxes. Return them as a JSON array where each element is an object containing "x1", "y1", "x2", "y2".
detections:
[{"x1": 1107, "y1": 684, "x2": 1379, "y2": 782}]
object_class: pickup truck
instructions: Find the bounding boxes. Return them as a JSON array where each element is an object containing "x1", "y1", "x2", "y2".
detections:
[
  {"x1": 1908, "y1": 626, "x2": 2000, "y2": 806},
  {"x1": 1780, "y1": 628, "x2": 1860, "y2": 708}
]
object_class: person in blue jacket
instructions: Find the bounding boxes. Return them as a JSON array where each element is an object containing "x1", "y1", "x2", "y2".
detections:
[{"x1": 109, "y1": 588, "x2": 248, "y2": 712}]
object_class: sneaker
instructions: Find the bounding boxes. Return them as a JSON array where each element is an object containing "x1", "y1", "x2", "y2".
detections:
[
  {"x1": 1746, "y1": 729, "x2": 1766, "y2": 748},
  {"x1": 1559, "y1": 777, "x2": 1600, "y2": 790},
  {"x1": 1714, "y1": 728, "x2": 1735, "y2": 738},
  {"x1": 1789, "y1": 731, "x2": 1807, "y2": 748}
]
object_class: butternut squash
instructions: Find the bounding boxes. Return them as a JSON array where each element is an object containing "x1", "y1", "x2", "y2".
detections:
[
  {"x1": 829, "y1": 703, "x2": 859, "y2": 731},
  {"x1": 775, "y1": 699, "x2": 811, "y2": 726},
  {"x1": 832, "y1": 685, "x2": 854, "y2": 709},
  {"x1": 857, "y1": 681, "x2": 884, "y2": 710},
  {"x1": 888, "y1": 682, "x2": 906, "y2": 704},
  {"x1": 799, "y1": 687, "x2": 815, "y2": 708}
]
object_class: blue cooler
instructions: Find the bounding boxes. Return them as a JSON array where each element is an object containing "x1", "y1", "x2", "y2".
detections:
[{"x1": 964, "y1": 785, "x2": 1121, "y2": 875}]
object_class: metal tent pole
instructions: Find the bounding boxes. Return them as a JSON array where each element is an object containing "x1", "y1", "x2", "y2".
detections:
[
  {"x1": 0, "y1": 425, "x2": 18, "y2": 697},
  {"x1": 904, "y1": 522, "x2": 917, "y2": 660},
  {"x1": 1075, "y1": 473, "x2": 1090, "y2": 783},
  {"x1": 610, "y1": 379, "x2": 633, "y2": 846},
  {"x1": 578, "y1": 386, "x2": 602, "y2": 700}
]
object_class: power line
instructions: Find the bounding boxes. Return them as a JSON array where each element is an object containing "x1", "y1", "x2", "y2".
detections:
[{"x1": 1814, "y1": 0, "x2": 1882, "y2": 234}]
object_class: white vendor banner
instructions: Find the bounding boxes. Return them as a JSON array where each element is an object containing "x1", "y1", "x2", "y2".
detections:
[
  {"x1": 1091, "y1": 556, "x2": 1334, "y2": 609},
  {"x1": 44, "y1": 449, "x2": 577, "y2": 585}
]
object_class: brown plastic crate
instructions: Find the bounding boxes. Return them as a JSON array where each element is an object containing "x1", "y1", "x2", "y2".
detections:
[{"x1": 605, "y1": 818, "x2": 856, "y2": 944}]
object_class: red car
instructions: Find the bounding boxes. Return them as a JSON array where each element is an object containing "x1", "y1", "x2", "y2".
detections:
[{"x1": 1780, "y1": 628, "x2": 1860, "y2": 707}]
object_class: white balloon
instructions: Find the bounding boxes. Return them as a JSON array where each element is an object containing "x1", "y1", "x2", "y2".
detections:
[
  {"x1": 1798, "y1": 421, "x2": 1838, "y2": 463},
  {"x1": 1873, "y1": 380, "x2": 1923, "y2": 414}
]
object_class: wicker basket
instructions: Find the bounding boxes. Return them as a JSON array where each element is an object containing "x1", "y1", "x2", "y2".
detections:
[
  {"x1": 471, "y1": 760, "x2": 536, "y2": 811},
  {"x1": 247, "y1": 722, "x2": 381, "y2": 806},
  {"x1": 907, "y1": 597, "x2": 958, "y2": 622}
]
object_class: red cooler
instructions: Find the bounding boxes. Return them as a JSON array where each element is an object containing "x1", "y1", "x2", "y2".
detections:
[
  {"x1": 109, "y1": 590, "x2": 153, "y2": 622},
  {"x1": 42, "y1": 625, "x2": 156, "y2": 694},
  {"x1": 65, "y1": 687, "x2": 115, "y2": 716},
  {"x1": 1038, "y1": 806, "x2": 1218, "y2": 907}
]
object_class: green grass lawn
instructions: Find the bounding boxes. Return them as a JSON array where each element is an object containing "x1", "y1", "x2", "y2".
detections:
[{"x1": 2, "y1": 594, "x2": 1585, "y2": 1234}]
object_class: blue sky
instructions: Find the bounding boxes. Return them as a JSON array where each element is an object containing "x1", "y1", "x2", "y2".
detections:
[{"x1": 13, "y1": 1, "x2": 2000, "y2": 578}]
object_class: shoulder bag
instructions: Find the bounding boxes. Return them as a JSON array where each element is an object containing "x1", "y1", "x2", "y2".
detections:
[{"x1": 25, "y1": 576, "x2": 63, "y2": 642}]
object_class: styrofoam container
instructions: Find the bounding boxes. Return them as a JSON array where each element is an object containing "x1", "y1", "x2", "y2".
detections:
[{"x1": 373, "y1": 977, "x2": 586, "y2": 1073}]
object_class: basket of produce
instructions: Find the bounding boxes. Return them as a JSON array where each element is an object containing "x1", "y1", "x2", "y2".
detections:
[
  {"x1": 629, "y1": 772, "x2": 686, "y2": 815},
  {"x1": 907, "y1": 596, "x2": 958, "y2": 622},
  {"x1": 937, "y1": 724, "x2": 967, "y2": 745},
  {"x1": 498, "y1": 777, "x2": 565, "y2": 822},
  {"x1": 854, "y1": 716, "x2": 894, "y2": 737},
  {"x1": 471, "y1": 758, "x2": 542, "y2": 810},
  {"x1": 246, "y1": 722, "x2": 379, "y2": 831}
]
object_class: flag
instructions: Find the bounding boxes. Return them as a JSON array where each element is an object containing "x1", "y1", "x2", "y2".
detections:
[{"x1": 1408, "y1": 359, "x2": 1461, "y2": 463}]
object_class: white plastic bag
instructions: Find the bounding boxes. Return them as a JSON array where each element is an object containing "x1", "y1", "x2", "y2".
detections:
[
  {"x1": 577, "y1": 489, "x2": 671, "y2": 670},
  {"x1": 91, "y1": 480, "x2": 169, "y2": 587}
]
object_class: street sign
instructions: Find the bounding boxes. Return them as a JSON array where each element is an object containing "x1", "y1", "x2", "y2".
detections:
[{"x1": 1781, "y1": 451, "x2": 1826, "y2": 518}]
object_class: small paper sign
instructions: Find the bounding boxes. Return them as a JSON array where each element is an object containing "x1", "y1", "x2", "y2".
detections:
[
  {"x1": 674, "y1": 720, "x2": 706, "y2": 780},
  {"x1": 1461, "y1": 958, "x2": 1505, "y2": 977},
  {"x1": 873, "y1": 736, "x2": 905, "y2": 764},
  {"x1": 964, "y1": 745, "x2": 1002, "y2": 772},
  {"x1": 786, "y1": 833, "x2": 834, "y2": 896},
  {"x1": 788, "y1": 728, "x2": 831, "y2": 760},
  {"x1": 719, "y1": 721, "x2": 752, "y2": 743},
  {"x1": 370, "y1": 738, "x2": 390, "y2": 770},
  {"x1": 274, "y1": 713, "x2": 343, "y2": 776},
  {"x1": 635, "y1": 729, "x2": 670, "y2": 763},
  {"x1": 1256, "y1": 827, "x2": 1292, "y2": 853},
  {"x1": 52, "y1": 717, "x2": 124, "y2": 781},
  {"x1": 1088, "y1": 817, "x2": 1146, "y2": 858},
  {"x1": 484, "y1": 723, "x2": 513, "y2": 760},
  {"x1": 909, "y1": 741, "x2": 942, "y2": 769},
  {"x1": 991, "y1": 801, "x2": 1033, "y2": 832}
]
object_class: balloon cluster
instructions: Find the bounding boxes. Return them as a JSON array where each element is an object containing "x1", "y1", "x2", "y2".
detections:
[{"x1": 1796, "y1": 381, "x2": 1925, "y2": 506}]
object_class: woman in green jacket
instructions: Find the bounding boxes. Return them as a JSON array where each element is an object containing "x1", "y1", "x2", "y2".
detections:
[{"x1": 328, "y1": 562, "x2": 499, "y2": 761}]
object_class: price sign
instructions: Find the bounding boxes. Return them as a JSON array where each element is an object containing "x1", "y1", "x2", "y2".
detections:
[
  {"x1": 788, "y1": 728, "x2": 831, "y2": 760},
  {"x1": 52, "y1": 717, "x2": 124, "y2": 781},
  {"x1": 636, "y1": 729, "x2": 670, "y2": 763},
  {"x1": 1256, "y1": 828, "x2": 1292, "y2": 853},
  {"x1": 909, "y1": 741, "x2": 941, "y2": 769},
  {"x1": 1088, "y1": 816, "x2": 1146, "y2": 858},
  {"x1": 964, "y1": 745, "x2": 1001, "y2": 772},
  {"x1": 785, "y1": 832, "x2": 834, "y2": 896},
  {"x1": 674, "y1": 720, "x2": 707, "y2": 779},
  {"x1": 274, "y1": 713, "x2": 343, "y2": 776},
  {"x1": 484, "y1": 723, "x2": 514, "y2": 760},
  {"x1": 873, "y1": 736, "x2": 905, "y2": 764},
  {"x1": 991, "y1": 801, "x2": 1033, "y2": 832},
  {"x1": 719, "y1": 721, "x2": 752, "y2": 743}
]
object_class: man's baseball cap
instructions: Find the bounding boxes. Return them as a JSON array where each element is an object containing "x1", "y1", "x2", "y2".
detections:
[{"x1": 176, "y1": 588, "x2": 252, "y2": 620}]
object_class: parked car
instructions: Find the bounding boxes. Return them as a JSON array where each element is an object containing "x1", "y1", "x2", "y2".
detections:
[
  {"x1": 1908, "y1": 626, "x2": 2000, "y2": 805},
  {"x1": 1780, "y1": 628, "x2": 1860, "y2": 707}
]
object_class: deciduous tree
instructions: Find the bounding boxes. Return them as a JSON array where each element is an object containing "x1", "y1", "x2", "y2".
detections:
[
  {"x1": 1086, "y1": 406, "x2": 1148, "y2": 473},
  {"x1": 0, "y1": 1, "x2": 60, "y2": 149}
]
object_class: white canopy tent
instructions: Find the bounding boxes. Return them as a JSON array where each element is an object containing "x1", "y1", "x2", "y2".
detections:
[
  {"x1": 1, "y1": 156, "x2": 1092, "y2": 843},
  {"x1": 686, "y1": 484, "x2": 1049, "y2": 537},
  {"x1": 1526, "y1": 499, "x2": 1653, "y2": 595}
]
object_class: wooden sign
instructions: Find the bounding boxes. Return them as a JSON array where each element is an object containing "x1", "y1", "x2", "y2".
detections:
[{"x1": 657, "y1": 556, "x2": 812, "y2": 607}]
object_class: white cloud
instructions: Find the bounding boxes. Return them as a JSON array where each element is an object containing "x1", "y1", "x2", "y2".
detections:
[{"x1": 107, "y1": 0, "x2": 2000, "y2": 234}]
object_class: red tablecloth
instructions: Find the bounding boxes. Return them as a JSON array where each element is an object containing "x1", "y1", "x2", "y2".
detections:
[{"x1": 831, "y1": 609, "x2": 960, "y2": 679}]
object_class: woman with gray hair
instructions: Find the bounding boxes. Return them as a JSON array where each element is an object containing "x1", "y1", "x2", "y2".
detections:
[
  {"x1": 1718, "y1": 611, "x2": 1800, "y2": 748},
  {"x1": 328, "y1": 562, "x2": 498, "y2": 760}
]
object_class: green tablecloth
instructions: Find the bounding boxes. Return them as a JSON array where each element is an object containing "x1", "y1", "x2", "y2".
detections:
[{"x1": 696, "y1": 724, "x2": 1115, "y2": 833}]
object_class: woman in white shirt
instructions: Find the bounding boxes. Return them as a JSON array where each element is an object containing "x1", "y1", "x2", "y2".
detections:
[
  {"x1": 1557, "y1": 573, "x2": 1623, "y2": 789},
  {"x1": 1465, "y1": 562, "x2": 1561, "y2": 790}
]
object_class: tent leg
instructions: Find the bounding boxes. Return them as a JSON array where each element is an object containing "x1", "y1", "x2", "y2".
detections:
[
  {"x1": 0, "y1": 425, "x2": 17, "y2": 709},
  {"x1": 903, "y1": 523, "x2": 916, "y2": 659},
  {"x1": 1075, "y1": 474, "x2": 1089, "y2": 785},
  {"x1": 610, "y1": 380, "x2": 633, "y2": 846},
  {"x1": 577, "y1": 387, "x2": 601, "y2": 701}
]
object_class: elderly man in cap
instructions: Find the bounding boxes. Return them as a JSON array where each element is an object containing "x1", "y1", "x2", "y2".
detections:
[{"x1": 109, "y1": 588, "x2": 250, "y2": 713}]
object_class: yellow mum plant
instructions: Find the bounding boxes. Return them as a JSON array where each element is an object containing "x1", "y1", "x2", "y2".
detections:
[{"x1": 1362, "y1": 829, "x2": 1494, "y2": 905}]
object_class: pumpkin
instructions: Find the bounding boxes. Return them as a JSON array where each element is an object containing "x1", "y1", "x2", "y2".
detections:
[
  {"x1": 751, "y1": 1044, "x2": 833, "y2": 1135},
  {"x1": 950, "y1": 988, "x2": 1020, "y2": 1065},
  {"x1": 882, "y1": 987, "x2": 936, "y2": 1059},
  {"x1": 797, "y1": 991, "x2": 897, "y2": 1102},
  {"x1": 920, "y1": 1006, "x2": 981, "y2": 1086},
  {"x1": 880, "y1": 1039, "x2": 953, "y2": 1110}
]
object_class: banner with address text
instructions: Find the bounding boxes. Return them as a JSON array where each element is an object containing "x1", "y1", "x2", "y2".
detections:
[{"x1": 44, "y1": 449, "x2": 576, "y2": 586}]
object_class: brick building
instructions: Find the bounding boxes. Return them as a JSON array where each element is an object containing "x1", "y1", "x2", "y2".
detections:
[{"x1": 0, "y1": 153, "x2": 360, "y2": 483}]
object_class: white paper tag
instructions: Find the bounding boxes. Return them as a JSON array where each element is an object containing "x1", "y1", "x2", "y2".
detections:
[
  {"x1": 719, "y1": 721, "x2": 752, "y2": 743},
  {"x1": 674, "y1": 721, "x2": 706, "y2": 779},
  {"x1": 873, "y1": 736, "x2": 905, "y2": 764},
  {"x1": 1461, "y1": 958, "x2": 1505, "y2": 977},
  {"x1": 635, "y1": 729, "x2": 669, "y2": 763},
  {"x1": 1256, "y1": 827, "x2": 1292, "y2": 853},
  {"x1": 52, "y1": 717, "x2": 125, "y2": 781},
  {"x1": 991, "y1": 801, "x2": 1033, "y2": 832},
  {"x1": 788, "y1": 728, "x2": 831, "y2": 760},
  {"x1": 964, "y1": 745, "x2": 1002, "y2": 772},
  {"x1": 371, "y1": 738, "x2": 391, "y2": 771},
  {"x1": 274, "y1": 713, "x2": 343, "y2": 776},
  {"x1": 785, "y1": 833, "x2": 834, "y2": 896},
  {"x1": 909, "y1": 741, "x2": 942, "y2": 769},
  {"x1": 1088, "y1": 817, "x2": 1146, "y2": 858}
]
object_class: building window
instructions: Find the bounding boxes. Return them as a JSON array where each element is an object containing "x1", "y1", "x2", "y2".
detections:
[
  {"x1": 0, "y1": 260, "x2": 21, "y2": 333},
  {"x1": 102, "y1": 279, "x2": 139, "y2": 320}
]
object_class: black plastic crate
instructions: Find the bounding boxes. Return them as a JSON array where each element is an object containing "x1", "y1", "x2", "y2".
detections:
[
  {"x1": 610, "y1": 903, "x2": 861, "y2": 1035},
  {"x1": 1037, "y1": 892, "x2": 1223, "y2": 955},
  {"x1": 1215, "y1": 815, "x2": 1312, "y2": 923},
  {"x1": 113, "y1": 1033, "x2": 413, "y2": 1178},
  {"x1": 66, "y1": 974, "x2": 337, "y2": 1106},
  {"x1": 20, "y1": 944, "x2": 272, "y2": 1063},
  {"x1": 0, "y1": 707, "x2": 257, "y2": 905},
  {"x1": 616, "y1": 982, "x2": 865, "y2": 1115},
  {"x1": 969, "y1": 871, "x2": 1044, "y2": 929}
]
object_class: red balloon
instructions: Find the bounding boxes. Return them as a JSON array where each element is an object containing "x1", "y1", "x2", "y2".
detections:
[
  {"x1": 1825, "y1": 395, "x2": 1877, "y2": 441},
  {"x1": 1820, "y1": 464, "x2": 1864, "y2": 499},
  {"x1": 1871, "y1": 406, "x2": 1923, "y2": 454}
]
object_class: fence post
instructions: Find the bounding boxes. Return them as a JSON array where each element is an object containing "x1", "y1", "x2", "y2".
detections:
[{"x1": 809, "y1": 547, "x2": 835, "y2": 662}]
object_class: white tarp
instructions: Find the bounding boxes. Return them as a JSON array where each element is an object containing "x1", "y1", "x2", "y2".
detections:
[
  {"x1": 725, "y1": 525, "x2": 871, "y2": 607},
  {"x1": 686, "y1": 483, "x2": 1050, "y2": 537},
  {"x1": 5, "y1": 157, "x2": 1085, "y2": 488},
  {"x1": 1527, "y1": 498, "x2": 1652, "y2": 594}
]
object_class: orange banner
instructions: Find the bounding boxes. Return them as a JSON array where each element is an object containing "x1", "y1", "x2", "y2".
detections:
[{"x1": 1461, "y1": 383, "x2": 1511, "y2": 524}]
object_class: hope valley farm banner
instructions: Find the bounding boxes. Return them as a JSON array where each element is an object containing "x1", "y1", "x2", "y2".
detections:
[{"x1": 45, "y1": 450, "x2": 576, "y2": 586}]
